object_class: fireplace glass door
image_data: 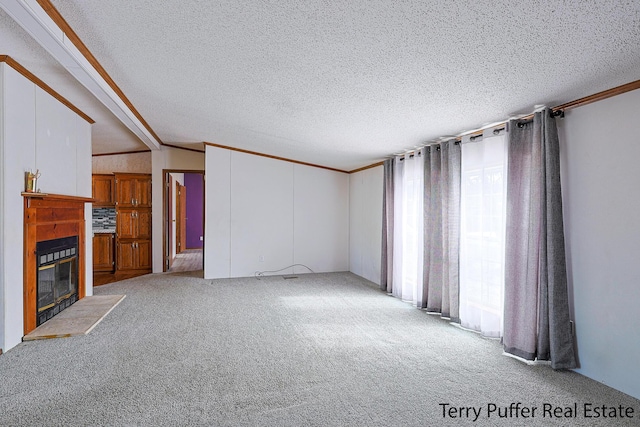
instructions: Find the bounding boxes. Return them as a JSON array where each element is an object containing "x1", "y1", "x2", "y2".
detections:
[
  {"x1": 36, "y1": 236, "x2": 79, "y2": 326},
  {"x1": 37, "y1": 263, "x2": 56, "y2": 312}
]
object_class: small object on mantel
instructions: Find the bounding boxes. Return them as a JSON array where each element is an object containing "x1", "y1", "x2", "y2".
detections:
[{"x1": 24, "y1": 170, "x2": 40, "y2": 192}]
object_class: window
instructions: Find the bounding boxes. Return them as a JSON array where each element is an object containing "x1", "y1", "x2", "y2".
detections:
[
  {"x1": 392, "y1": 150, "x2": 424, "y2": 305},
  {"x1": 459, "y1": 134, "x2": 507, "y2": 337}
]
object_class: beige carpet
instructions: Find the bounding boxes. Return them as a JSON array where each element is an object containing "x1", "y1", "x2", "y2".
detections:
[{"x1": 23, "y1": 294, "x2": 125, "y2": 340}]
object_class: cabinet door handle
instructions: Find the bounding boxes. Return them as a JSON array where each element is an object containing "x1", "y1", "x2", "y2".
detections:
[{"x1": 131, "y1": 198, "x2": 134, "y2": 205}]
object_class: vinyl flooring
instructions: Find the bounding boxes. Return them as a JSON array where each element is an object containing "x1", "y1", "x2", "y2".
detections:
[{"x1": 168, "y1": 248, "x2": 203, "y2": 272}]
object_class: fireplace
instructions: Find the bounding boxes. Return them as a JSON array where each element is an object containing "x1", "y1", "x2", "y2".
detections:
[
  {"x1": 36, "y1": 236, "x2": 79, "y2": 326},
  {"x1": 23, "y1": 193, "x2": 92, "y2": 335}
]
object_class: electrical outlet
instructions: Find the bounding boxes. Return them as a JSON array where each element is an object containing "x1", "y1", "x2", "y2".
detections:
[{"x1": 199, "y1": 236, "x2": 203, "y2": 241}]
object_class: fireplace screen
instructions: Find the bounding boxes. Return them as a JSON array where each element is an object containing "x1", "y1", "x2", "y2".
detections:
[{"x1": 36, "y1": 236, "x2": 78, "y2": 326}]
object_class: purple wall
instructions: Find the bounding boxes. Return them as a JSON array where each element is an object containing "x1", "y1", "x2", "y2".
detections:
[{"x1": 184, "y1": 173, "x2": 204, "y2": 249}]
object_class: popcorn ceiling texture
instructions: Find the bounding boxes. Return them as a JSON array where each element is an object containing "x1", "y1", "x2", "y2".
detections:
[{"x1": 49, "y1": 0, "x2": 640, "y2": 170}]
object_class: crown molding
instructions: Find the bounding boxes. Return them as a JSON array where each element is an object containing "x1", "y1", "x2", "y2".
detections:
[
  {"x1": 0, "y1": 55, "x2": 94, "y2": 123},
  {"x1": 204, "y1": 142, "x2": 348, "y2": 174}
]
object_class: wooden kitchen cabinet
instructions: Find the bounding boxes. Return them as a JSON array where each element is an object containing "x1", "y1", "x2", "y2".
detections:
[
  {"x1": 92, "y1": 174, "x2": 115, "y2": 206},
  {"x1": 116, "y1": 240, "x2": 151, "y2": 271},
  {"x1": 136, "y1": 240, "x2": 152, "y2": 270},
  {"x1": 115, "y1": 176, "x2": 135, "y2": 207},
  {"x1": 93, "y1": 233, "x2": 115, "y2": 272},
  {"x1": 116, "y1": 209, "x2": 151, "y2": 240},
  {"x1": 117, "y1": 209, "x2": 135, "y2": 239},
  {"x1": 115, "y1": 173, "x2": 152, "y2": 208},
  {"x1": 116, "y1": 241, "x2": 135, "y2": 270},
  {"x1": 136, "y1": 179, "x2": 152, "y2": 207}
]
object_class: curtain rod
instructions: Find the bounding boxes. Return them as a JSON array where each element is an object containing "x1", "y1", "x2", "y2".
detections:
[
  {"x1": 457, "y1": 79, "x2": 640, "y2": 140},
  {"x1": 368, "y1": 78, "x2": 640, "y2": 168},
  {"x1": 390, "y1": 78, "x2": 640, "y2": 159},
  {"x1": 399, "y1": 103, "x2": 566, "y2": 152}
]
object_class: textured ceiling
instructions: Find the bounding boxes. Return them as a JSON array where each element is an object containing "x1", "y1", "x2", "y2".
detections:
[{"x1": 28, "y1": 1, "x2": 640, "y2": 169}]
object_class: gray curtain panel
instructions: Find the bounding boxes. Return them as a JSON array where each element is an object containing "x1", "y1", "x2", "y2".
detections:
[
  {"x1": 503, "y1": 109, "x2": 577, "y2": 370},
  {"x1": 380, "y1": 158, "x2": 394, "y2": 292},
  {"x1": 422, "y1": 140, "x2": 461, "y2": 321}
]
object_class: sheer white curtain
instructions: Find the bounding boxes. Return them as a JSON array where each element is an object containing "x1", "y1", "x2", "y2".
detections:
[
  {"x1": 391, "y1": 149, "x2": 424, "y2": 305},
  {"x1": 459, "y1": 133, "x2": 507, "y2": 337}
]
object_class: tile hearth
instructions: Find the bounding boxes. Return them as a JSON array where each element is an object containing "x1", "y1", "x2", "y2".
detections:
[{"x1": 23, "y1": 295, "x2": 125, "y2": 341}]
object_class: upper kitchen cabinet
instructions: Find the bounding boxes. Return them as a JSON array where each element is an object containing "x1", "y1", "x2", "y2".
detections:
[
  {"x1": 114, "y1": 173, "x2": 152, "y2": 208},
  {"x1": 92, "y1": 174, "x2": 115, "y2": 206}
]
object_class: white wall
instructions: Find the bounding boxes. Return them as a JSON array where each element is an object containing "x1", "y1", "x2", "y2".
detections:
[
  {"x1": 204, "y1": 146, "x2": 349, "y2": 278},
  {"x1": 0, "y1": 63, "x2": 92, "y2": 352},
  {"x1": 294, "y1": 164, "x2": 349, "y2": 273},
  {"x1": 0, "y1": 63, "x2": 4, "y2": 351},
  {"x1": 77, "y1": 114, "x2": 93, "y2": 301},
  {"x1": 558, "y1": 88, "x2": 640, "y2": 400},
  {"x1": 1, "y1": 63, "x2": 36, "y2": 352},
  {"x1": 230, "y1": 152, "x2": 294, "y2": 276},
  {"x1": 349, "y1": 166, "x2": 383, "y2": 285},
  {"x1": 151, "y1": 146, "x2": 204, "y2": 272},
  {"x1": 204, "y1": 147, "x2": 230, "y2": 278}
]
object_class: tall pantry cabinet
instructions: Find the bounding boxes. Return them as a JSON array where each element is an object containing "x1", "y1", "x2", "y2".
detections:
[{"x1": 114, "y1": 173, "x2": 152, "y2": 272}]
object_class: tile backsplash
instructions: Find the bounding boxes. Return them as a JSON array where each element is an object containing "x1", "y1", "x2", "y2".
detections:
[{"x1": 93, "y1": 207, "x2": 116, "y2": 230}]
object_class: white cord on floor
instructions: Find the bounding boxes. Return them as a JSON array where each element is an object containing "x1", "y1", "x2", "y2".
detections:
[{"x1": 254, "y1": 264, "x2": 314, "y2": 280}]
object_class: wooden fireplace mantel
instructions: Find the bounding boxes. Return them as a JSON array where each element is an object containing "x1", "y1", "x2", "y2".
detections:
[
  {"x1": 23, "y1": 192, "x2": 94, "y2": 335},
  {"x1": 22, "y1": 192, "x2": 94, "y2": 203}
]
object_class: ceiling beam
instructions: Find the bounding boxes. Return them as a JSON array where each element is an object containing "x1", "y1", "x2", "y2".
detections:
[{"x1": 0, "y1": 0, "x2": 162, "y2": 150}]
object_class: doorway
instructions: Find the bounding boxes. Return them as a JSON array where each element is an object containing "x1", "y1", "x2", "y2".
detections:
[{"x1": 163, "y1": 170, "x2": 205, "y2": 273}]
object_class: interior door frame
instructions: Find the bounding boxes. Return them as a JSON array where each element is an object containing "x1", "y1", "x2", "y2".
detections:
[
  {"x1": 167, "y1": 175, "x2": 174, "y2": 269},
  {"x1": 175, "y1": 181, "x2": 187, "y2": 255},
  {"x1": 162, "y1": 169, "x2": 205, "y2": 272}
]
